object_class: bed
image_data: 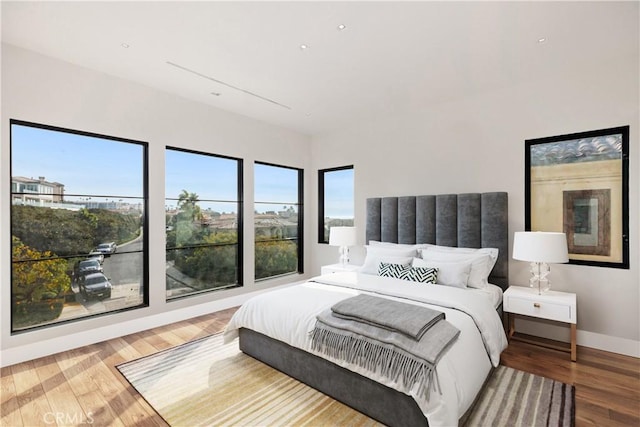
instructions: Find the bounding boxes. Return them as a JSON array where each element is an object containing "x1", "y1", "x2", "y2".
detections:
[{"x1": 224, "y1": 192, "x2": 509, "y2": 426}]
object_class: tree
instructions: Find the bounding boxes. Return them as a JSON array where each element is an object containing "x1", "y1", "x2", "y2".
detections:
[
  {"x1": 11, "y1": 205, "x2": 95, "y2": 255},
  {"x1": 12, "y1": 236, "x2": 71, "y2": 304},
  {"x1": 91, "y1": 208, "x2": 140, "y2": 243},
  {"x1": 175, "y1": 190, "x2": 204, "y2": 247},
  {"x1": 255, "y1": 239, "x2": 298, "y2": 279},
  {"x1": 11, "y1": 205, "x2": 140, "y2": 256},
  {"x1": 178, "y1": 190, "x2": 202, "y2": 220},
  {"x1": 173, "y1": 230, "x2": 239, "y2": 287}
]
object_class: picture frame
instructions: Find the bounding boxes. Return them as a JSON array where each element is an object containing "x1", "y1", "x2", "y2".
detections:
[{"x1": 525, "y1": 126, "x2": 629, "y2": 269}]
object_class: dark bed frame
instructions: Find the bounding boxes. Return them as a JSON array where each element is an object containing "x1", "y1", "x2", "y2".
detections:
[{"x1": 239, "y1": 192, "x2": 509, "y2": 427}]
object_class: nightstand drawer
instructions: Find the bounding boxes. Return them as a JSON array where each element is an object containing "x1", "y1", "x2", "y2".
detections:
[{"x1": 506, "y1": 297, "x2": 571, "y2": 323}]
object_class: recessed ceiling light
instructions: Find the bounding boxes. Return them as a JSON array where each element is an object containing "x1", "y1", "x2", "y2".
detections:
[
  {"x1": 537, "y1": 37, "x2": 547, "y2": 44},
  {"x1": 121, "y1": 43, "x2": 130, "y2": 48},
  {"x1": 337, "y1": 24, "x2": 346, "y2": 31},
  {"x1": 299, "y1": 44, "x2": 309, "y2": 50}
]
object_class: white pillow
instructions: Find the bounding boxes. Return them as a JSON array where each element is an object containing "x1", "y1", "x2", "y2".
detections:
[
  {"x1": 418, "y1": 249, "x2": 493, "y2": 288},
  {"x1": 360, "y1": 245, "x2": 418, "y2": 275},
  {"x1": 412, "y1": 257, "x2": 471, "y2": 288},
  {"x1": 421, "y1": 246, "x2": 498, "y2": 282},
  {"x1": 423, "y1": 245, "x2": 498, "y2": 266}
]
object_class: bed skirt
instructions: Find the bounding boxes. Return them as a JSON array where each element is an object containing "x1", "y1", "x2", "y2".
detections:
[{"x1": 239, "y1": 327, "x2": 429, "y2": 427}]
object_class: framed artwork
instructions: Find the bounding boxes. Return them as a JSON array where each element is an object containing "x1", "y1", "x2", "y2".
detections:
[{"x1": 525, "y1": 126, "x2": 629, "y2": 269}]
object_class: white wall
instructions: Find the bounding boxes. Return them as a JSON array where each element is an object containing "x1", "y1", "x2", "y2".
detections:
[
  {"x1": 310, "y1": 58, "x2": 639, "y2": 357},
  {"x1": 0, "y1": 44, "x2": 313, "y2": 366}
]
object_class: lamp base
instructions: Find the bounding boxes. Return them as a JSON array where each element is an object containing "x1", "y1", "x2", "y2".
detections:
[
  {"x1": 529, "y1": 261, "x2": 551, "y2": 295},
  {"x1": 338, "y1": 246, "x2": 350, "y2": 267}
]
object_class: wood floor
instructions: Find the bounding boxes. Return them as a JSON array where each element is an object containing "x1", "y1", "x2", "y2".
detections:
[{"x1": 2, "y1": 307, "x2": 639, "y2": 427}]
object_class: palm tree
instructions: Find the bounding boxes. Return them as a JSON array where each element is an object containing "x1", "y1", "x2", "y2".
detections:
[
  {"x1": 174, "y1": 190, "x2": 203, "y2": 249},
  {"x1": 177, "y1": 190, "x2": 202, "y2": 221},
  {"x1": 178, "y1": 190, "x2": 199, "y2": 207}
]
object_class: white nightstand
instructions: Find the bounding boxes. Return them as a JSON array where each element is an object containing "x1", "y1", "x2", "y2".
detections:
[
  {"x1": 321, "y1": 263, "x2": 361, "y2": 275},
  {"x1": 503, "y1": 286, "x2": 577, "y2": 362}
]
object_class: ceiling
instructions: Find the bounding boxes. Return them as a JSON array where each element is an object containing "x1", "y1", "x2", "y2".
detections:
[{"x1": 2, "y1": 1, "x2": 638, "y2": 136}]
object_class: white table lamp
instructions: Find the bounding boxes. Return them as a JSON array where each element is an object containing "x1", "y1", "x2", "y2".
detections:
[
  {"x1": 513, "y1": 231, "x2": 569, "y2": 294},
  {"x1": 329, "y1": 226, "x2": 357, "y2": 267}
]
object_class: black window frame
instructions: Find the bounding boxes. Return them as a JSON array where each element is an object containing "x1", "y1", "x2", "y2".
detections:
[
  {"x1": 9, "y1": 119, "x2": 149, "y2": 334},
  {"x1": 165, "y1": 146, "x2": 244, "y2": 300},
  {"x1": 254, "y1": 161, "x2": 304, "y2": 279},
  {"x1": 318, "y1": 165, "x2": 354, "y2": 244}
]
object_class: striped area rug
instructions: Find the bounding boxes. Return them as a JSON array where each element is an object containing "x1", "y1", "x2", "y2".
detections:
[
  {"x1": 117, "y1": 333, "x2": 574, "y2": 427},
  {"x1": 465, "y1": 365, "x2": 575, "y2": 427}
]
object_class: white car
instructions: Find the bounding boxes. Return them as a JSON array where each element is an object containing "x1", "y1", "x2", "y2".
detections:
[
  {"x1": 96, "y1": 242, "x2": 117, "y2": 255},
  {"x1": 87, "y1": 250, "x2": 104, "y2": 264}
]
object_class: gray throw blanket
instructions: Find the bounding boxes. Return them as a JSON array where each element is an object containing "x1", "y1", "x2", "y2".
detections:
[
  {"x1": 311, "y1": 296, "x2": 460, "y2": 399},
  {"x1": 330, "y1": 294, "x2": 445, "y2": 341}
]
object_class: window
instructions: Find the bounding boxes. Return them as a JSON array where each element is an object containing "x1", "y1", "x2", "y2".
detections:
[
  {"x1": 10, "y1": 120, "x2": 148, "y2": 332},
  {"x1": 254, "y1": 162, "x2": 303, "y2": 280},
  {"x1": 165, "y1": 148, "x2": 243, "y2": 299},
  {"x1": 318, "y1": 166, "x2": 354, "y2": 243}
]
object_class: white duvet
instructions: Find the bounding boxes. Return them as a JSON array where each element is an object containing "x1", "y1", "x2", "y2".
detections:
[{"x1": 224, "y1": 272, "x2": 508, "y2": 427}]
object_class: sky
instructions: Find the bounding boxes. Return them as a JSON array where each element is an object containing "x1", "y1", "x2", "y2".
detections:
[
  {"x1": 323, "y1": 168, "x2": 354, "y2": 219},
  {"x1": 12, "y1": 123, "x2": 354, "y2": 218},
  {"x1": 165, "y1": 148, "x2": 239, "y2": 201},
  {"x1": 254, "y1": 163, "x2": 298, "y2": 202},
  {"x1": 11, "y1": 123, "x2": 144, "y2": 198}
]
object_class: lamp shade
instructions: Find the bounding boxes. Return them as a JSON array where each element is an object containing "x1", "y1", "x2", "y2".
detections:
[
  {"x1": 329, "y1": 226, "x2": 357, "y2": 247},
  {"x1": 513, "y1": 231, "x2": 569, "y2": 263}
]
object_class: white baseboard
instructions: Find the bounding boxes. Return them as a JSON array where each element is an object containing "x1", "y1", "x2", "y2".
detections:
[
  {"x1": 514, "y1": 318, "x2": 640, "y2": 358},
  {"x1": 576, "y1": 329, "x2": 640, "y2": 358},
  {"x1": 0, "y1": 284, "x2": 294, "y2": 368}
]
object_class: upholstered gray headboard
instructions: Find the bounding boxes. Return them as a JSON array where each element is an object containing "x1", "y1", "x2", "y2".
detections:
[{"x1": 365, "y1": 192, "x2": 509, "y2": 290}]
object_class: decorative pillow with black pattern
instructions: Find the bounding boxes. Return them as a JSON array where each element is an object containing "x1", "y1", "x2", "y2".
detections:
[
  {"x1": 408, "y1": 266, "x2": 438, "y2": 284},
  {"x1": 378, "y1": 262, "x2": 438, "y2": 284},
  {"x1": 378, "y1": 262, "x2": 412, "y2": 280}
]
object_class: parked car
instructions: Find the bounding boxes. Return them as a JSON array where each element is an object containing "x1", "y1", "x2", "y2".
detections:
[
  {"x1": 96, "y1": 242, "x2": 117, "y2": 255},
  {"x1": 78, "y1": 272, "x2": 112, "y2": 299},
  {"x1": 74, "y1": 259, "x2": 103, "y2": 277},
  {"x1": 87, "y1": 250, "x2": 105, "y2": 264}
]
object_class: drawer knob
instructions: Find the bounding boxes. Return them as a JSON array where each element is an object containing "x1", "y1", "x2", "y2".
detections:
[{"x1": 533, "y1": 303, "x2": 541, "y2": 308}]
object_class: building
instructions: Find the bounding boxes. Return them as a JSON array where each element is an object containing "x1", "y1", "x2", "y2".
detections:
[{"x1": 11, "y1": 176, "x2": 64, "y2": 206}]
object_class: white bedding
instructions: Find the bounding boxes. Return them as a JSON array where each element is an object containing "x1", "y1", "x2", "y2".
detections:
[
  {"x1": 224, "y1": 272, "x2": 508, "y2": 427},
  {"x1": 476, "y1": 282, "x2": 504, "y2": 309}
]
